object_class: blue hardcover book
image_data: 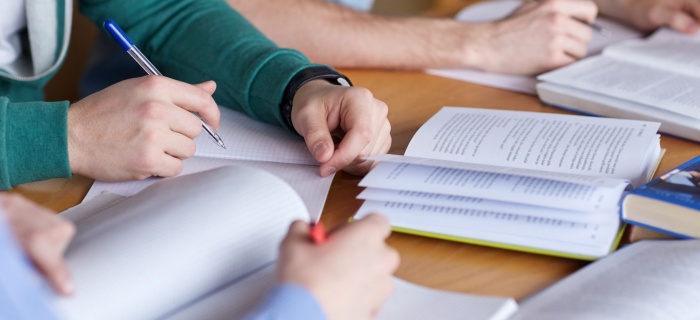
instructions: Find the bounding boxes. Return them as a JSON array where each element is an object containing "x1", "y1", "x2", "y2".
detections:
[{"x1": 622, "y1": 155, "x2": 700, "y2": 239}]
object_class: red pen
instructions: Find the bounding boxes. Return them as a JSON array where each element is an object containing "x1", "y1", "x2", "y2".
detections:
[{"x1": 309, "y1": 222, "x2": 327, "y2": 244}]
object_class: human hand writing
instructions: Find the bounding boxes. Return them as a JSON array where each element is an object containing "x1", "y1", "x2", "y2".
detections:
[
  {"x1": 464, "y1": 0, "x2": 598, "y2": 75},
  {"x1": 596, "y1": 0, "x2": 700, "y2": 34},
  {"x1": 291, "y1": 80, "x2": 391, "y2": 177},
  {"x1": 1, "y1": 193, "x2": 75, "y2": 296},
  {"x1": 67, "y1": 77, "x2": 220, "y2": 181},
  {"x1": 278, "y1": 214, "x2": 399, "y2": 320}
]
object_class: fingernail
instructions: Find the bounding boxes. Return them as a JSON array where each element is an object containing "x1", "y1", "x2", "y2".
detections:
[
  {"x1": 321, "y1": 166, "x2": 337, "y2": 177},
  {"x1": 313, "y1": 142, "x2": 328, "y2": 160}
]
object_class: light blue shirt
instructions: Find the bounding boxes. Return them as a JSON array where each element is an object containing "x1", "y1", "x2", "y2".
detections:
[
  {"x1": 0, "y1": 216, "x2": 324, "y2": 319},
  {"x1": 244, "y1": 284, "x2": 327, "y2": 320},
  {"x1": 0, "y1": 219, "x2": 59, "y2": 320}
]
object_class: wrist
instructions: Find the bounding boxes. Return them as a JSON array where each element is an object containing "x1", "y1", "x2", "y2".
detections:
[{"x1": 280, "y1": 66, "x2": 352, "y2": 133}]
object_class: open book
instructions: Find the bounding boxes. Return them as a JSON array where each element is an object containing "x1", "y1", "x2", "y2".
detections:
[
  {"x1": 355, "y1": 107, "x2": 663, "y2": 259},
  {"x1": 84, "y1": 107, "x2": 334, "y2": 221},
  {"x1": 426, "y1": 0, "x2": 642, "y2": 94},
  {"x1": 511, "y1": 240, "x2": 700, "y2": 319},
  {"x1": 538, "y1": 28, "x2": 700, "y2": 142},
  {"x1": 54, "y1": 166, "x2": 517, "y2": 320}
]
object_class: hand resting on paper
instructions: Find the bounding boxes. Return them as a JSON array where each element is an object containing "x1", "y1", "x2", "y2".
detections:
[
  {"x1": 0, "y1": 193, "x2": 75, "y2": 296},
  {"x1": 291, "y1": 80, "x2": 391, "y2": 177}
]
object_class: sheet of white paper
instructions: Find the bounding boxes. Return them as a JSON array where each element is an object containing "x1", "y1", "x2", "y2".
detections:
[
  {"x1": 356, "y1": 200, "x2": 620, "y2": 257},
  {"x1": 425, "y1": 0, "x2": 643, "y2": 94},
  {"x1": 539, "y1": 56, "x2": 700, "y2": 121},
  {"x1": 358, "y1": 188, "x2": 614, "y2": 222},
  {"x1": 170, "y1": 264, "x2": 518, "y2": 320},
  {"x1": 195, "y1": 107, "x2": 316, "y2": 165},
  {"x1": 84, "y1": 157, "x2": 332, "y2": 221},
  {"x1": 513, "y1": 240, "x2": 700, "y2": 319},
  {"x1": 403, "y1": 107, "x2": 660, "y2": 187},
  {"x1": 55, "y1": 167, "x2": 309, "y2": 320},
  {"x1": 359, "y1": 161, "x2": 627, "y2": 212}
]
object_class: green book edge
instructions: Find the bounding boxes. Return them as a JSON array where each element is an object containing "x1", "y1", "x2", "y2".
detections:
[{"x1": 389, "y1": 223, "x2": 627, "y2": 261}]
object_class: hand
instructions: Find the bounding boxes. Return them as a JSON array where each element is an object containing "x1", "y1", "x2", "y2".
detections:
[
  {"x1": 67, "y1": 76, "x2": 221, "y2": 181},
  {"x1": 1, "y1": 193, "x2": 75, "y2": 295},
  {"x1": 596, "y1": 0, "x2": 700, "y2": 34},
  {"x1": 278, "y1": 215, "x2": 400, "y2": 320},
  {"x1": 291, "y1": 80, "x2": 391, "y2": 177},
  {"x1": 462, "y1": 0, "x2": 598, "y2": 75}
]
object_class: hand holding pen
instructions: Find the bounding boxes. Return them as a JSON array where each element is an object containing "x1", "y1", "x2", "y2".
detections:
[{"x1": 104, "y1": 19, "x2": 226, "y2": 149}]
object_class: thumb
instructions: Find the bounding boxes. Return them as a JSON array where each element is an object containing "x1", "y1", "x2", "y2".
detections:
[
  {"x1": 283, "y1": 220, "x2": 313, "y2": 246},
  {"x1": 194, "y1": 80, "x2": 217, "y2": 95},
  {"x1": 295, "y1": 110, "x2": 335, "y2": 172}
]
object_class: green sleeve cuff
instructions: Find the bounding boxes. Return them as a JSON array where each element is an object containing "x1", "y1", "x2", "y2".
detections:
[{"x1": 0, "y1": 98, "x2": 71, "y2": 189}]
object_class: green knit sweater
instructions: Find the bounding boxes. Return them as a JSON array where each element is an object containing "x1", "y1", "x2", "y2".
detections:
[{"x1": 0, "y1": 0, "x2": 319, "y2": 190}]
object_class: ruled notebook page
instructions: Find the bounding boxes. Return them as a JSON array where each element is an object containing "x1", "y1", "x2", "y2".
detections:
[
  {"x1": 194, "y1": 107, "x2": 316, "y2": 166},
  {"x1": 83, "y1": 157, "x2": 333, "y2": 221},
  {"x1": 55, "y1": 167, "x2": 308, "y2": 320}
]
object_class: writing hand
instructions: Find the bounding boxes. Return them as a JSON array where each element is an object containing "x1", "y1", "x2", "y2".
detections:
[
  {"x1": 597, "y1": 0, "x2": 700, "y2": 34},
  {"x1": 467, "y1": 0, "x2": 598, "y2": 75},
  {"x1": 67, "y1": 77, "x2": 220, "y2": 181}
]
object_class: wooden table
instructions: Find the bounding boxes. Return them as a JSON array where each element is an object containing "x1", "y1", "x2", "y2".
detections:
[
  {"x1": 16, "y1": 0, "x2": 700, "y2": 302},
  {"x1": 16, "y1": 69, "x2": 700, "y2": 301}
]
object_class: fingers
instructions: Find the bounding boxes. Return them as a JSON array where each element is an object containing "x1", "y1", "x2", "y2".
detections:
[
  {"x1": 322, "y1": 92, "x2": 389, "y2": 177},
  {"x1": 649, "y1": 5, "x2": 700, "y2": 33},
  {"x1": 139, "y1": 77, "x2": 221, "y2": 131},
  {"x1": 542, "y1": 0, "x2": 598, "y2": 23},
  {"x1": 339, "y1": 214, "x2": 392, "y2": 241},
  {"x1": 1, "y1": 194, "x2": 76, "y2": 295},
  {"x1": 163, "y1": 131, "x2": 197, "y2": 160},
  {"x1": 294, "y1": 107, "x2": 336, "y2": 166}
]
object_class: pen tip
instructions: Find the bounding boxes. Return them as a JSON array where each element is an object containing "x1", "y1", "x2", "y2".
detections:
[{"x1": 218, "y1": 140, "x2": 226, "y2": 149}]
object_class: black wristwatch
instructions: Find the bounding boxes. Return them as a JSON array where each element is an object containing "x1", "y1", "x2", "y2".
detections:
[{"x1": 280, "y1": 66, "x2": 352, "y2": 131}]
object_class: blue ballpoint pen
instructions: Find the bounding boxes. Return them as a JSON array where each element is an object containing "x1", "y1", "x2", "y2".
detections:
[{"x1": 103, "y1": 19, "x2": 226, "y2": 149}]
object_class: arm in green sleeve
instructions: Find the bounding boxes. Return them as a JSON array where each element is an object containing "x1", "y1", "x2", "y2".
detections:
[
  {"x1": 79, "y1": 0, "x2": 320, "y2": 129},
  {"x1": 0, "y1": 97, "x2": 71, "y2": 190}
]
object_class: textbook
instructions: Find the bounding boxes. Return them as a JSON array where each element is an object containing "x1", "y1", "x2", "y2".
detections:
[
  {"x1": 83, "y1": 107, "x2": 334, "y2": 221},
  {"x1": 511, "y1": 240, "x2": 700, "y2": 319},
  {"x1": 355, "y1": 107, "x2": 663, "y2": 259},
  {"x1": 537, "y1": 28, "x2": 700, "y2": 142},
  {"x1": 622, "y1": 155, "x2": 700, "y2": 239},
  {"x1": 55, "y1": 166, "x2": 518, "y2": 320},
  {"x1": 427, "y1": 0, "x2": 642, "y2": 94}
]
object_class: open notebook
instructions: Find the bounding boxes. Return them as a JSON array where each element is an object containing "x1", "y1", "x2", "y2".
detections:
[
  {"x1": 84, "y1": 107, "x2": 333, "y2": 221},
  {"x1": 426, "y1": 0, "x2": 643, "y2": 94},
  {"x1": 56, "y1": 166, "x2": 517, "y2": 320}
]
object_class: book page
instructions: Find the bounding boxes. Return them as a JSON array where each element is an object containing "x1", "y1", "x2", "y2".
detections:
[
  {"x1": 513, "y1": 240, "x2": 700, "y2": 319},
  {"x1": 359, "y1": 161, "x2": 629, "y2": 212},
  {"x1": 83, "y1": 157, "x2": 333, "y2": 221},
  {"x1": 355, "y1": 200, "x2": 620, "y2": 258},
  {"x1": 426, "y1": 0, "x2": 642, "y2": 94},
  {"x1": 54, "y1": 166, "x2": 309, "y2": 320},
  {"x1": 604, "y1": 28, "x2": 700, "y2": 79},
  {"x1": 358, "y1": 188, "x2": 615, "y2": 223},
  {"x1": 405, "y1": 107, "x2": 660, "y2": 185},
  {"x1": 539, "y1": 55, "x2": 700, "y2": 120},
  {"x1": 194, "y1": 107, "x2": 316, "y2": 165},
  {"x1": 169, "y1": 264, "x2": 518, "y2": 320}
]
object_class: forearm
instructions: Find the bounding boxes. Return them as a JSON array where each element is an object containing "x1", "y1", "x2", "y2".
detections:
[
  {"x1": 80, "y1": 0, "x2": 316, "y2": 128},
  {"x1": 0, "y1": 97, "x2": 71, "y2": 190},
  {"x1": 229, "y1": 0, "x2": 480, "y2": 70}
]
